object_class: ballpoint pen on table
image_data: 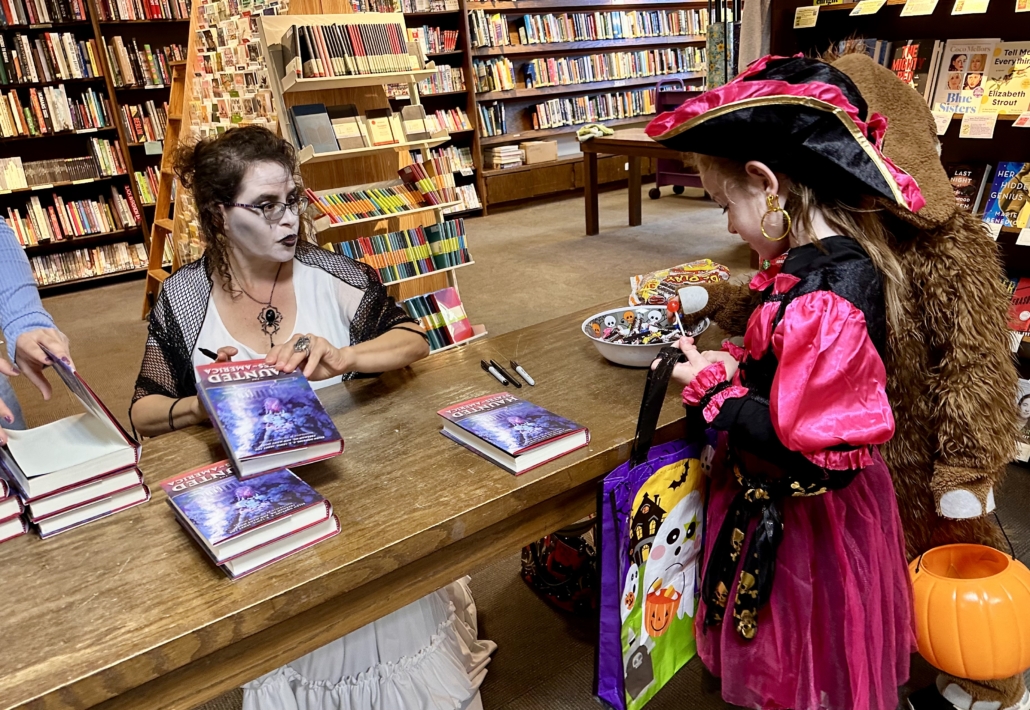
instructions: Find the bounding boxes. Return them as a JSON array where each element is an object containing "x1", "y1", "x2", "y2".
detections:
[
  {"x1": 510, "y1": 360, "x2": 535, "y2": 386},
  {"x1": 490, "y1": 360, "x2": 521, "y2": 388},
  {"x1": 481, "y1": 360, "x2": 509, "y2": 386}
]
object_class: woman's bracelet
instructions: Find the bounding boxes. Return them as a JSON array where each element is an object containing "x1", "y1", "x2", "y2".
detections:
[{"x1": 168, "y1": 397, "x2": 184, "y2": 432}]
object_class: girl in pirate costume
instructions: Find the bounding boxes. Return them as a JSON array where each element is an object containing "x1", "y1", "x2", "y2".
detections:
[{"x1": 645, "y1": 56, "x2": 917, "y2": 710}]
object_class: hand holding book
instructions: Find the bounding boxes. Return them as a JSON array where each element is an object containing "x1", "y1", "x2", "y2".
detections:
[{"x1": 265, "y1": 333, "x2": 353, "y2": 380}]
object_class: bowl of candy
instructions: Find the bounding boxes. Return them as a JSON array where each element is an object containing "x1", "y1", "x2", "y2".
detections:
[{"x1": 581, "y1": 306, "x2": 710, "y2": 368}]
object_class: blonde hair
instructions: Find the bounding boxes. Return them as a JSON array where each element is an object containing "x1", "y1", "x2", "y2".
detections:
[{"x1": 696, "y1": 154, "x2": 908, "y2": 349}]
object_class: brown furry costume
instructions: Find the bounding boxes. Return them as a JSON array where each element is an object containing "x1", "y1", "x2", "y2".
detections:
[{"x1": 691, "y1": 53, "x2": 1025, "y2": 707}]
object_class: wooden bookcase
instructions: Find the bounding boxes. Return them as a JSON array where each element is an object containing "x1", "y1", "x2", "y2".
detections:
[
  {"x1": 259, "y1": 9, "x2": 487, "y2": 349},
  {"x1": 466, "y1": 0, "x2": 708, "y2": 206},
  {"x1": 768, "y1": 0, "x2": 1030, "y2": 273}
]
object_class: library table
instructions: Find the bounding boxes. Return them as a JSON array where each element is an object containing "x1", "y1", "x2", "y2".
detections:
[
  {"x1": 579, "y1": 128, "x2": 696, "y2": 236},
  {"x1": 0, "y1": 301, "x2": 717, "y2": 710}
]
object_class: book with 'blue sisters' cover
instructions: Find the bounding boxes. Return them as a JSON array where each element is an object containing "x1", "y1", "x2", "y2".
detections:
[
  {"x1": 196, "y1": 359, "x2": 344, "y2": 479},
  {"x1": 438, "y1": 393, "x2": 589, "y2": 474}
]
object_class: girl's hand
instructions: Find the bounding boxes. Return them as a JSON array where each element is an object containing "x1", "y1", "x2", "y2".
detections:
[
  {"x1": 700, "y1": 350, "x2": 739, "y2": 382},
  {"x1": 265, "y1": 333, "x2": 352, "y2": 380}
]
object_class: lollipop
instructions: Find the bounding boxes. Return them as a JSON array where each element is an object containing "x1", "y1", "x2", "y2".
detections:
[{"x1": 666, "y1": 298, "x2": 686, "y2": 337}]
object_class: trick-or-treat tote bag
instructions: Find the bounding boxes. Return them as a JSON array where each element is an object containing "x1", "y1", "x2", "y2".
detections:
[{"x1": 595, "y1": 346, "x2": 706, "y2": 710}]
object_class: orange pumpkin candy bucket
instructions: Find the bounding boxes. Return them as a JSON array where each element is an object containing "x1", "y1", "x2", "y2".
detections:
[{"x1": 910, "y1": 543, "x2": 1030, "y2": 680}]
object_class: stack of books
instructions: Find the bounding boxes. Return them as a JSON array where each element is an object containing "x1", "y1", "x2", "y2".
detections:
[
  {"x1": 331, "y1": 218, "x2": 472, "y2": 283},
  {"x1": 0, "y1": 32, "x2": 103, "y2": 85},
  {"x1": 0, "y1": 479, "x2": 27, "y2": 545},
  {"x1": 532, "y1": 87, "x2": 656, "y2": 129},
  {"x1": 103, "y1": 38, "x2": 185, "y2": 88},
  {"x1": 0, "y1": 86, "x2": 112, "y2": 138},
  {"x1": 161, "y1": 462, "x2": 340, "y2": 579},
  {"x1": 485, "y1": 145, "x2": 523, "y2": 170},
  {"x1": 28, "y1": 241, "x2": 148, "y2": 286},
  {"x1": 278, "y1": 21, "x2": 419, "y2": 80},
  {"x1": 401, "y1": 286, "x2": 474, "y2": 351},
  {"x1": 0, "y1": 352, "x2": 148, "y2": 538},
  {"x1": 306, "y1": 181, "x2": 432, "y2": 227}
]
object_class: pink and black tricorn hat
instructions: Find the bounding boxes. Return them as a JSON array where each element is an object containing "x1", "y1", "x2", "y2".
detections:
[{"x1": 645, "y1": 55, "x2": 926, "y2": 213}]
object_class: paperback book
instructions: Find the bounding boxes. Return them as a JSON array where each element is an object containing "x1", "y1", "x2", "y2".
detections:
[
  {"x1": 931, "y1": 39, "x2": 999, "y2": 114},
  {"x1": 944, "y1": 163, "x2": 992, "y2": 214},
  {"x1": 438, "y1": 393, "x2": 589, "y2": 474},
  {"x1": 982, "y1": 41, "x2": 1030, "y2": 114},
  {"x1": 982, "y1": 162, "x2": 1030, "y2": 228},
  {"x1": 161, "y1": 461, "x2": 333, "y2": 563},
  {"x1": 196, "y1": 359, "x2": 344, "y2": 479}
]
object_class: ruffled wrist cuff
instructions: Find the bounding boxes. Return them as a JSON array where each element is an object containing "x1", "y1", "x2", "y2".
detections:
[
  {"x1": 804, "y1": 446, "x2": 873, "y2": 471},
  {"x1": 681, "y1": 363, "x2": 748, "y2": 423}
]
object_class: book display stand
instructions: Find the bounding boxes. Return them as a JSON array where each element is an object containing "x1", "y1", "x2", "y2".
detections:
[{"x1": 259, "y1": 9, "x2": 487, "y2": 352}]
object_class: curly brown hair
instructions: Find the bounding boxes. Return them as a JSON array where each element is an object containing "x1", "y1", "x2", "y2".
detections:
[{"x1": 173, "y1": 125, "x2": 309, "y2": 295}]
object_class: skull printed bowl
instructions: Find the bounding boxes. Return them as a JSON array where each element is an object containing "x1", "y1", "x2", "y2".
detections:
[{"x1": 581, "y1": 306, "x2": 710, "y2": 368}]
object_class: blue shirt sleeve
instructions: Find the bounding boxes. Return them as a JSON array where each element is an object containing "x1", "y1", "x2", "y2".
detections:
[{"x1": 0, "y1": 221, "x2": 54, "y2": 362}]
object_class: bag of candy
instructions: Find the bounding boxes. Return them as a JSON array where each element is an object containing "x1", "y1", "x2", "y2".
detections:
[{"x1": 629, "y1": 259, "x2": 730, "y2": 306}]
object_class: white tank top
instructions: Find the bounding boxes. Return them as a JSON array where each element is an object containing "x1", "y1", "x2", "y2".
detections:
[{"x1": 193, "y1": 261, "x2": 363, "y2": 390}]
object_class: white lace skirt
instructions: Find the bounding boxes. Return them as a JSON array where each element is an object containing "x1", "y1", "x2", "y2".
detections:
[{"x1": 242, "y1": 577, "x2": 496, "y2": 710}]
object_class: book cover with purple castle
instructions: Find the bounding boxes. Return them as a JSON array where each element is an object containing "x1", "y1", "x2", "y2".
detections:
[
  {"x1": 438, "y1": 393, "x2": 585, "y2": 455},
  {"x1": 160, "y1": 462, "x2": 326, "y2": 546},
  {"x1": 196, "y1": 360, "x2": 342, "y2": 462}
]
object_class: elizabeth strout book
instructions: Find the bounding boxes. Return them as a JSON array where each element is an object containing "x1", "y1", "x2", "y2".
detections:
[
  {"x1": 196, "y1": 360, "x2": 343, "y2": 479},
  {"x1": 438, "y1": 393, "x2": 589, "y2": 474},
  {"x1": 161, "y1": 461, "x2": 337, "y2": 571}
]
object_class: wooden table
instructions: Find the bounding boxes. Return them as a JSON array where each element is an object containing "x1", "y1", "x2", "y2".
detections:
[
  {"x1": 579, "y1": 128, "x2": 694, "y2": 236},
  {"x1": 1, "y1": 302, "x2": 719, "y2": 710}
]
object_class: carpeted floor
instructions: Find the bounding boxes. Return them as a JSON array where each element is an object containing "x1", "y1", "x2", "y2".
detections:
[{"x1": 9, "y1": 185, "x2": 1030, "y2": 709}]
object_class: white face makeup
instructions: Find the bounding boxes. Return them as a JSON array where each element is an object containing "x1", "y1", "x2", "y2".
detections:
[
  {"x1": 219, "y1": 161, "x2": 302, "y2": 263},
  {"x1": 700, "y1": 163, "x2": 791, "y2": 263}
]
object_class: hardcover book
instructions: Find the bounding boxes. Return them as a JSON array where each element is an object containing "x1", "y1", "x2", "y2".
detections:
[
  {"x1": 1008, "y1": 277, "x2": 1030, "y2": 332},
  {"x1": 220, "y1": 513, "x2": 340, "y2": 579},
  {"x1": 26, "y1": 467, "x2": 143, "y2": 522},
  {"x1": 982, "y1": 162, "x2": 1030, "y2": 228},
  {"x1": 160, "y1": 461, "x2": 332, "y2": 562},
  {"x1": 0, "y1": 345, "x2": 141, "y2": 501},
  {"x1": 195, "y1": 359, "x2": 344, "y2": 479},
  {"x1": 944, "y1": 163, "x2": 992, "y2": 214},
  {"x1": 438, "y1": 393, "x2": 589, "y2": 474},
  {"x1": 35, "y1": 483, "x2": 150, "y2": 538},
  {"x1": 0, "y1": 515, "x2": 27, "y2": 544},
  {"x1": 982, "y1": 41, "x2": 1030, "y2": 114},
  {"x1": 890, "y1": 39, "x2": 938, "y2": 97},
  {"x1": 931, "y1": 39, "x2": 999, "y2": 114},
  {"x1": 290, "y1": 103, "x2": 340, "y2": 154}
]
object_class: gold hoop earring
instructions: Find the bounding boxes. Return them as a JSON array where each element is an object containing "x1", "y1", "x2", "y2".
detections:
[{"x1": 760, "y1": 194, "x2": 791, "y2": 242}]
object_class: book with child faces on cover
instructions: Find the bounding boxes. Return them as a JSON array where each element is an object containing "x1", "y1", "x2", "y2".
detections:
[{"x1": 195, "y1": 359, "x2": 343, "y2": 479}]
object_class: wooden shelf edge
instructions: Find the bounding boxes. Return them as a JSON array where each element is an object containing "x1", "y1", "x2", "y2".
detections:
[
  {"x1": 472, "y1": 34, "x2": 705, "y2": 57},
  {"x1": 479, "y1": 113, "x2": 653, "y2": 145},
  {"x1": 377, "y1": 259, "x2": 475, "y2": 288},
  {"x1": 475, "y1": 71, "x2": 704, "y2": 101},
  {"x1": 482, "y1": 154, "x2": 582, "y2": 176},
  {"x1": 23, "y1": 227, "x2": 143, "y2": 254},
  {"x1": 282, "y1": 68, "x2": 437, "y2": 93},
  {"x1": 36, "y1": 265, "x2": 147, "y2": 291},
  {"x1": 298, "y1": 135, "x2": 452, "y2": 165},
  {"x1": 313, "y1": 200, "x2": 462, "y2": 232}
]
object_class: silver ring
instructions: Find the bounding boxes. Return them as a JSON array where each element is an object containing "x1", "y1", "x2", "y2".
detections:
[{"x1": 293, "y1": 336, "x2": 311, "y2": 353}]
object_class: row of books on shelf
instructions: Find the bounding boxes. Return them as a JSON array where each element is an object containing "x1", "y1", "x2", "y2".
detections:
[
  {"x1": 949, "y1": 161, "x2": 1030, "y2": 229},
  {"x1": 104, "y1": 38, "x2": 185, "y2": 89},
  {"x1": 399, "y1": 160, "x2": 459, "y2": 205},
  {"x1": 7, "y1": 186, "x2": 140, "y2": 247},
  {"x1": 522, "y1": 46, "x2": 705, "y2": 90},
  {"x1": 469, "y1": 11, "x2": 509, "y2": 49},
  {"x1": 473, "y1": 57, "x2": 514, "y2": 93},
  {"x1": 120, "y1": 100, "x2": 167, "y2": 143},
  {"x1": 350, "y1": 0, "x2": 459, "y2": 11},
  {"x1": 289, "y1": 102, "x2": 469, "y2": 155},
  {"x1": 532, "y1": 87, "x2": 656, "y2": 130},
  {"x1": 329, "y1": 217, "x2": 471, "y2": 284},
  {"x1": 445, "y1": 183, "x2": 480, "y2": 214},
  {"x1": 134, "y1": 164, "x2": 158, "y2": 205},
  {"x1": 407, "y1": 26, "x2": 458, "y2": 56},
  {"x1": 0, "y1": 0, "x2": 87, "y2": 29},
  {"x1": 0, "y1": 33, "x2": 103, "y2": 86},
  {"x1": 0, "y1": 85, "x2": 110, "y2": 137},
  {"x1": 856, "y1": 37, "x2": 1030, "y2": 116},
  {"x1": 306, "y1": 182, "x2": 432, "y2": 226},
  {"x1": 0, "y1": 156, "x2": 102, "y2": 190},
  {"x1": 89, "y1": 136, "x2": 127, "y2": 176},
  {"x1": 478, "y1": 101, "x2": 505, "y2": 136},
  {"x1": 401, "y1": 287, "x2": 475, "y2": 352},
  {"x1": 410, "y1": 144, "x2": 474, "y2": 175},
  {"x1": 417, "y1": 63, "x2": 465, "y2": 94},
  {"x1": 29, "y1": 240, "x2": 147, "y2": 286},
  {"x1": 517, "y1": 9, "x2": 708, "y2": 46},
  {"x1": 95, "y1": 0, "x2": 191, "y2": 21},
  {"x1": 277, "y1": 21, "x2": 421, "y2": 81}
]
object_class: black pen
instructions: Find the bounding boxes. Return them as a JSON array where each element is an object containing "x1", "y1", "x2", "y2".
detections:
[
  {"x1": 481, "y1": 359, "x2": 509, "y2": 386},
  {"x1": 198, "y1": 347, "x2": 219, "y2": 361},
  {"x1": 490, "y1": 360, "x2": 521, "y2": 388}
]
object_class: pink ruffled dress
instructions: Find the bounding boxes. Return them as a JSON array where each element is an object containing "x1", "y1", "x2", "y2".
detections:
[{"x1": 682, "y1": 237, "x2": 914, "y2": 710}]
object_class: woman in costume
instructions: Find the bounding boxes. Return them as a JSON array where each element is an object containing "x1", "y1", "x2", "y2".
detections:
[
  {"x1": 130, "y1": 126, "x2": 495, "y2": 710},
  {"x1": 644, "y1": 56, "x2": 918, "y2": 709}
]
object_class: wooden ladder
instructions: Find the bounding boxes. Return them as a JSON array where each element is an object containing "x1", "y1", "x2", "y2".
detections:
[{"x1": 140, "y1": 59, "x2": 188, "y2": 319}]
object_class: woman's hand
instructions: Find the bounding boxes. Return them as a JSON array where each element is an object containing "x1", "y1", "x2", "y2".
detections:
[
  {"x1": 213, "y1": 346, "x2": 237, "y2": 362},
  {"x1": 11, "y1": 328, "x2": 73, "y2": 400},
  {"x1": 265, "y1": 333, "x2": 351, "y2": 380}
]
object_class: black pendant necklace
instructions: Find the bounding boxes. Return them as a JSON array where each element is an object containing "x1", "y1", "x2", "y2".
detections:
[{"x1": 234, "y1": 261, "x2": 284, "y2": 348}]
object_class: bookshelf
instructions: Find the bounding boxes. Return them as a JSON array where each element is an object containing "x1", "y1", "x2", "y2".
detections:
[
  {"x1": 258, "y1": 8, "x2": 487, "y2": 352},
  {"x1": 768, "y1": 0, "x2": 1030, "y2": 276},
  {"x1": 465, "y1": 0, "x2": 707, "y2": 206}
]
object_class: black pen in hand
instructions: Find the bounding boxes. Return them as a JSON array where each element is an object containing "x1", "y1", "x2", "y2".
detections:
[{"x1": 198, "y1": 347, "x2": 219, "y2": 361}]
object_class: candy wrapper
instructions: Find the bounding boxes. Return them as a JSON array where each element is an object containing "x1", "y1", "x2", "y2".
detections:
[{"x1": 629, "y1": 259, "x2": 730, "y2": 306}]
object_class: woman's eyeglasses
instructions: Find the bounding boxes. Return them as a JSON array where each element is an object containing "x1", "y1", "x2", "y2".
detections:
[{"x1": 225, "y1": 196, "x2": 310, "y2": 222}]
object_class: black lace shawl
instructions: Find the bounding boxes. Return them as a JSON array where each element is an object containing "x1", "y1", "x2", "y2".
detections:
[{"x1": 131, "y1": 243, "x2": 421, "y2": 411}]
